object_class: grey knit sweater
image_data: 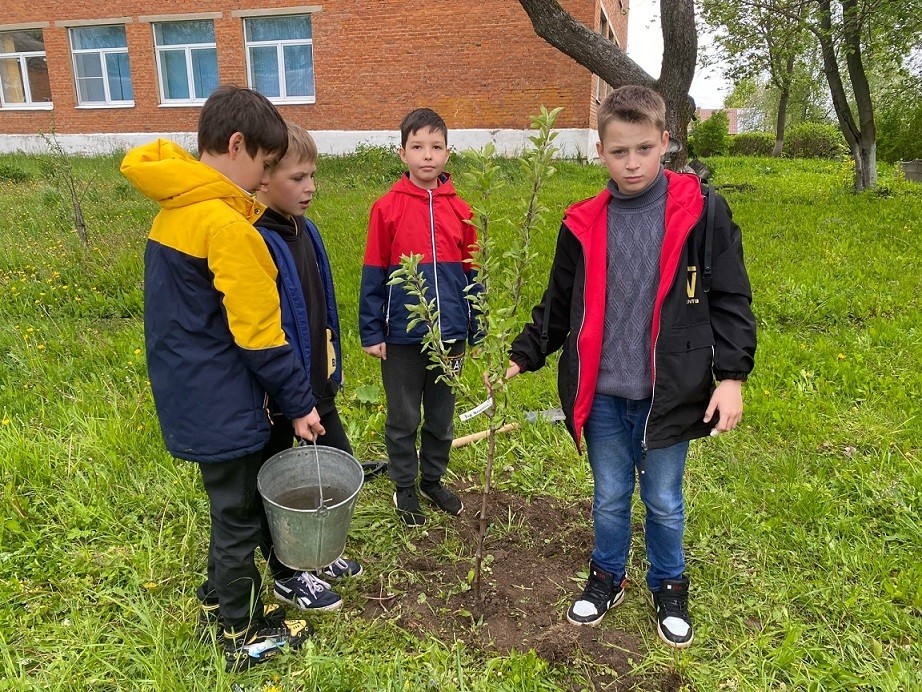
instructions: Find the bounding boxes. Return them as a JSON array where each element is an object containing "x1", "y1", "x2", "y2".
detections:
[{"x1": 595, "y1": 169, "x2": 668, "y2": 399}]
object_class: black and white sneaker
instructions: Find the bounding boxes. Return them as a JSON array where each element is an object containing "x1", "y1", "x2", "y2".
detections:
[
  {"x1": 274, "y1": 572, "x2": 343, "y2": 612},
  {"x1": 566, "y1": 561, "x2": 626, "y2": 626},
  {"x1": 651, "y1": 577, "x2": 694, "y2": 648},
  {"x1": 221, "y1": 615, "x2": 310, "y2": 672},
  {"x1": 316, "y1": 556, "x2": 363, "y2": 580},
  {"x1": 419, "y1": 480, "x2": 463, "y2": 516},
  {"x1": 394, "y1": 486, "x2": 426, "y2": 526}
]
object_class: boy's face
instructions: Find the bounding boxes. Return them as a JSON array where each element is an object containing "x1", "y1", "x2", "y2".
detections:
[
  {"x1": 399, "y1": 126, "x2": 449, "y2": 189},
  {"x1": 596, "y1": 119, "x2": 669, "y2": 195},
  {"x1": 259, "y1": 155, "x2": 317, "y2": 217},
  {"x1": 228, "y1": 133, "x2": 276, "y2": 194}
]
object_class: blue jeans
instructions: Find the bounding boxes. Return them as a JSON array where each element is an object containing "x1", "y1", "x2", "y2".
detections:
[{"x1": 583, "y1": 394, "x2": 689, "y2": 590}]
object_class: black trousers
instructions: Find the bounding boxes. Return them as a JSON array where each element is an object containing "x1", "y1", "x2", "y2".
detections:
[
  {"x1": 196, "y1": 405, "x2": 352, "y2": 629},
  {"x1": 380, "y1": 342, "x2": 464, "y2": 488}
]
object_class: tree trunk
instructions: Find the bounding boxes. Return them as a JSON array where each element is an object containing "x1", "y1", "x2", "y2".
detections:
[
  {"x1": 772, "y1": 53, "x2": 796, "y2": 157},
  {"x1": 840, "y1": 0, "x2": 876, "y2": 190},
  {"x1": 516, "y1": 0, "x2": 697, "y2": 169},
  {"x1": 814, "y1": 0, "x2": 876, "y2": 191}
]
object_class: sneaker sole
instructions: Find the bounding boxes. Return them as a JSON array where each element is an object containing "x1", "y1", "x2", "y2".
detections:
[
  {"x1": 656, "y1": 622, "x2": 694, "y2": 648},
  {"x1": 565, "y1": 588, "x2": 625, "y2": 627},
  {"x1": 393, "y1": 492, "x2": 426, "y2": 527},
  {"x1": 273, "y1": 590, "x2": 344, "y2": 613}
]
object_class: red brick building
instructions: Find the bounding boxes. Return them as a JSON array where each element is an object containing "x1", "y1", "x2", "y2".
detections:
[{"x1": 0, "y1": 1, "x2": 628, "y2": 155}]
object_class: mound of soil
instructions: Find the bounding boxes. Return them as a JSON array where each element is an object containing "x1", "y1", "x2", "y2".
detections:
[{"x1": 360, "y1": 489, "x2": 683, "y2": 691}]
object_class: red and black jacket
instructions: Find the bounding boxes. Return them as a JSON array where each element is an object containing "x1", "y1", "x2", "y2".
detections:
[
  {"x1": 510, "y1": 170, "x2": 756, "y2": 451},
  {"x1": 359, "y1": 173, "x2": 479, "y2": 346}
]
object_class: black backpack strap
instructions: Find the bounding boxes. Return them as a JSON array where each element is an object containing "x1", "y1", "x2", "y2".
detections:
[{"x1": 702, "y1": 186, "x2": 715, "y2": 293}]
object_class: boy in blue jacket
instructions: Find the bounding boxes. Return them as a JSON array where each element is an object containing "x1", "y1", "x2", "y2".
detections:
[
  {"x1": 121, "y1": 86, "x2": 316, "y2": 671},
  {"x1": 254, "y1": 123, "x2": 362, "y2": 613},
  {"x1": 359, "y1": 108, "x2": 479, "y2": 527},
  {"x1": 503, "y1": 86, "x2": 756, "y2": 648}
]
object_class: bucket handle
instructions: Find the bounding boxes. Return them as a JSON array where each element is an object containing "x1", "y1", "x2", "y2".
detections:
[{"x1": 298, "y1": 438, "x2": 328, "y2": 513}]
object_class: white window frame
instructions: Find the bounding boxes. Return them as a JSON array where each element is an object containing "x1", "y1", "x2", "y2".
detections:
[
  {"x1": 595, "y1": 7, "x2": 619, "y2": 105},
  {"x1": 243, "y1": 14, "x2": 316, "y2": 105},
  {"x1": 153, "y1": 20, "x2": 218, "y2": 105},
  {"x1": 0, "y1": 28, "x2": 52, "y2": 110},
  {"x1": 69, "y1": 25, "x2": 133, "y2": 107}
]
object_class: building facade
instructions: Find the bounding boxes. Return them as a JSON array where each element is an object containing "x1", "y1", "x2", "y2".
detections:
[{"x1": 0, "y1": 1, "x2": 628, "y2": 155}]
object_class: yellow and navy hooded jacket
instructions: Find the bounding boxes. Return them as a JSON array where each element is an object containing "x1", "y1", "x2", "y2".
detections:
[{"x1": 121, "y1": 139, "x2": 314, "y2": 463}]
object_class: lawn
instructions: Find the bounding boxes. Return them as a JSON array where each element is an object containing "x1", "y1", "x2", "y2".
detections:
[{"x1": 0, "y1": 148, "x2": 920, "y2": 691}]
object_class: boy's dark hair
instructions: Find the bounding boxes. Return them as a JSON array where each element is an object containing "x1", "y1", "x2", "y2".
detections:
[
  {"x1": 598, "y1": 85, "x2": 667, "y2": 137},
  {"x1": 198, "y1": 85, "x2": 288, "y2": 159},
  {"x1": 400, "y1": 108, "x2": 448, "y2": 148}
]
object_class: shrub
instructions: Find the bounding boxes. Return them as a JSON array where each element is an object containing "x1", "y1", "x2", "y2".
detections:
[
  {"x1": 688, "y1": 110, "x2": 730, "y2": 157},
  {"x1": 784, "y1": 122, "x2": 847, "y2": 159},
  {"x1": 730, "y1": 132, "x2": 776, "y2": 157}
]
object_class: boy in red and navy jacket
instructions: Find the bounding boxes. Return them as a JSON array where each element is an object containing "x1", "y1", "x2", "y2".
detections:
[
  {"x1": 359, "y1": 108, "x2": 479, "y2": 527},
  {"x1": 503, "y1": 86, "x2": 756, "y2": 648}
]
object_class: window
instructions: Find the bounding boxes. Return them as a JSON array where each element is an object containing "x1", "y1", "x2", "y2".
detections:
[
  {"x1": 154, "y1": 20, "x2": 219, "y2": 104},
  {"x1": 595, "y1": 10, "x2": 618, "y2": 104},
  {"x1": 69, "y1": 25, "x2": 133, "y2": 105},
  {"x1": 0, "y1": 29, "x2": 51, "y2": 108},
  {"x1": 244, "y1": 15, "x2": 315, "y2": 103}
]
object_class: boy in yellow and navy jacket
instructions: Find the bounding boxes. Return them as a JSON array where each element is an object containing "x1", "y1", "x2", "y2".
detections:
[{"x1": 121, "y1": 85, "x2": 318, "y2": 672}]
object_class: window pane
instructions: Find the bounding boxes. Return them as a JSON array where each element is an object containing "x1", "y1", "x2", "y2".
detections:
[
  {"x1": 154, "y1": 20, "x2": 215, "y2": 46},
  {"x1": 106, "y1": 52, "x2": 133, "y2": 100},
  {"x1": 246, "y1": 16, "x2": 311, "y2": 42},
  {"x1": 191, "y1": 48, "x2": 218, "y2": 99},
  {"x1": 250, "y1": 45, "x2": 279, "y2": 98},
  {"x1": 0, "y1": 58, "x2": 26, "y2": 103},
  {"x1": 1, "y1": 29, "x2": 45, "y2": 53},
  {"x1": 75, "y1": 52, "x2": 103, "y2": 79},
  {"x1": 160, "y1": 49, "x2": 189, "y2": 100},
  {"x1": 283, "y1": 44, "x2": 314, "y2": 97},
  {"x1": 26, "y1": 56, "x2": 51, "y2": 101},
  {"x1": 72, "y1": 26, "x2": 127, "y2": 51}
]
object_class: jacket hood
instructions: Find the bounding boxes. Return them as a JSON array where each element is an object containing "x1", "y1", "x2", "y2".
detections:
[
  {"x1": 390, "y1": 171, "x2": 458, "y2": 199},
  {"x1": 120, "y1": 138, "x2": 264, "y2": 221}
]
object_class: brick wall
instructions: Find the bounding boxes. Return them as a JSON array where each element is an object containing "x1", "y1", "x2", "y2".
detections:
[{"x1": 1, "y1": 0, "x2": 628, "y2": 137}]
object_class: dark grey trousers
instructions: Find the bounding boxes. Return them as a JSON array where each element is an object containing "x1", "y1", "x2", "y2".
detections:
[{"x1": 381, "y1": 342, "x2": 464, "y2": 488}]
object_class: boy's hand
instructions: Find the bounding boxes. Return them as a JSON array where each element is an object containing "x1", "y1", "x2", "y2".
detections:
[
  {"x1": 293, "y1": 408, "x2": 326, "y2": 441},
  {"x1": 363, "y1": 343, "x2": 387, "y2": 360},
  {"x1": 482, "y1": 361, "x2": 521, "y2": 391},
  {"x1": 704, "y1": 379, "x2": 744, "y2": 433}
]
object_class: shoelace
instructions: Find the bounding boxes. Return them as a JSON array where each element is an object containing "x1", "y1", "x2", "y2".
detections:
[
  {"x1": 657, "y1": 591, "x2": 689, "y2": 616},
  {"x1": 582, "y1": 575, "x2": 614, "y2": 604},
  {"x1": 296, "y1": 571, "x2": 331, "y2": 595}
]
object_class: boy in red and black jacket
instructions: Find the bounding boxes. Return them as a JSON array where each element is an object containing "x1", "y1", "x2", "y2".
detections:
[
  {"x1": 359, "y1": 108, "x2": 479, "y2": 527},
  {"x1": 503, "y1": 86, "x2": 756, "y2": 648}
]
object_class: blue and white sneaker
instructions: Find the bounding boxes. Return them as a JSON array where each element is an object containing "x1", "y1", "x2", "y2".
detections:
[
  {"x1": 316, "y1": 556, "x2": 363, "y2": 580},
  {"x1": 274, "y1": 571, "x2": 343, "y2": 612}
]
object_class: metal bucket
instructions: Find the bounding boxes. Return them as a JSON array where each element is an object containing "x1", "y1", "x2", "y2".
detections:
[{"x1": 258, "y1": 444, "x2": 363, "y2": 570}]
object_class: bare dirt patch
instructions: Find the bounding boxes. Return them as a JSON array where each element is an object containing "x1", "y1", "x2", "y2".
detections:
[{"x1": 360, "y1": 488, "x2": 683, "y2": 691}]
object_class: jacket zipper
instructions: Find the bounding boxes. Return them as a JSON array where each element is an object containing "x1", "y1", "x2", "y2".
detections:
[
  {"x1": 385, "y1": 284, "x2": 393, "y2": 335},
  {"x1": 428, "y1": 189, "x2": 443, "y2": 336}
]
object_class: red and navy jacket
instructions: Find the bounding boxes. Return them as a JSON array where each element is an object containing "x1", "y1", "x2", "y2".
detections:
[
  {"x1": 510, "y1": 170, "x2": 756, "y2": 451},
  {"x1": 359, "y1": 173, "x2": 479, "y2": 346}
]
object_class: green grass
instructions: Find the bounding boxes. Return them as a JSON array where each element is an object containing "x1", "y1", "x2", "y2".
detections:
[{"x1": 1, "y1": 149, "x2": 920, "y2": 690}]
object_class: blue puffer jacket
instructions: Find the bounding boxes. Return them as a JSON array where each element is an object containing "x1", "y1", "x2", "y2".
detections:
[{"x1": 257, "y1": 217, "x2": 343, "y2": 413}]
